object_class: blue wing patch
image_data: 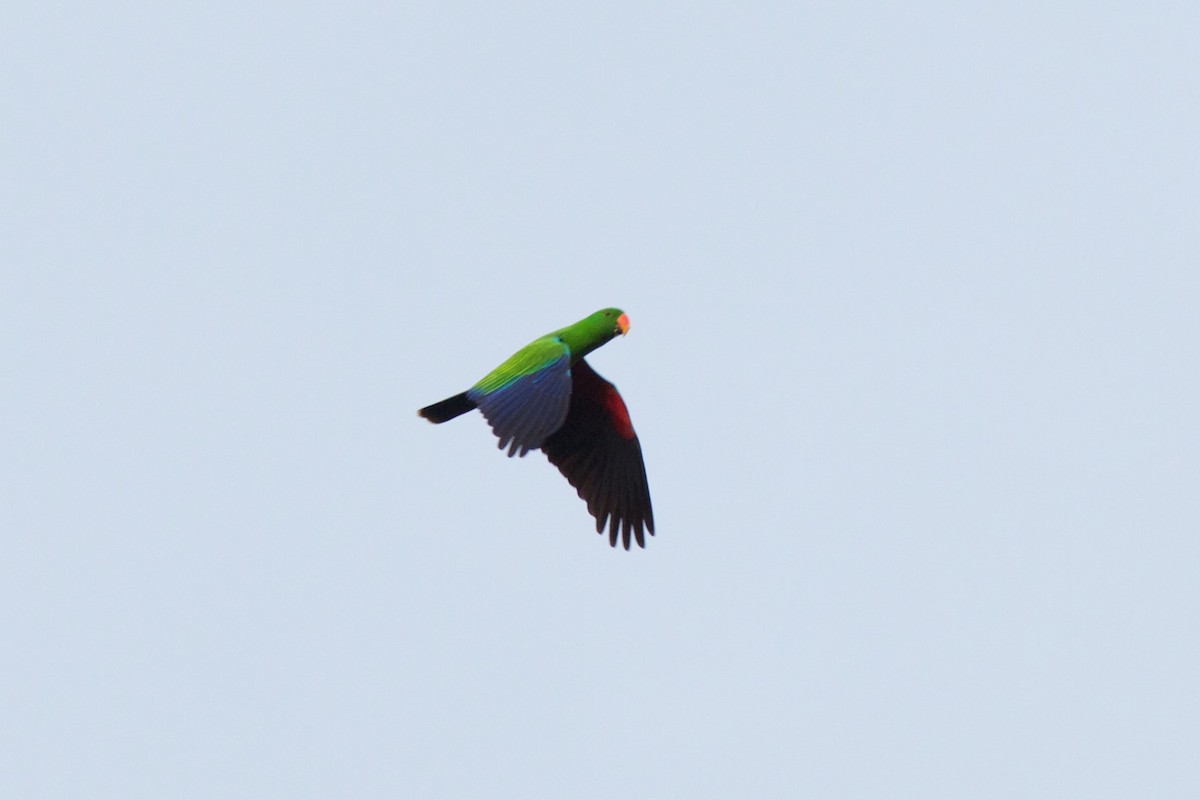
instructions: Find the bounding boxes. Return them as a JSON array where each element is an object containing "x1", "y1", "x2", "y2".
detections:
[{"x1": 467, "y1": 351, "x2": 572, "y2": 457}]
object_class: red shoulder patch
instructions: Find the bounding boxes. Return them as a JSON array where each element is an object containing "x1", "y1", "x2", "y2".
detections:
[{"x1": 604, "y1": 387, "x2": 635, "y2": 439}]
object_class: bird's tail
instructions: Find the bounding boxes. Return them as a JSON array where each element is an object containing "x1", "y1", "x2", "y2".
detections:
[{"x1": 418, "y1": 392, "x2": 477, "y2": 423}]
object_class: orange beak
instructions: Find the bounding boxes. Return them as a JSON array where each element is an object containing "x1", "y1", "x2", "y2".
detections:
[{"x1": 616, "y1": 312, "x2": 630, "y2": 336}]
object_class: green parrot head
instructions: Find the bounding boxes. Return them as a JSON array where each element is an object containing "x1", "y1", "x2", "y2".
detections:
[{"x1": 556, "y1": 307, "x2": 630, "y2": 360}]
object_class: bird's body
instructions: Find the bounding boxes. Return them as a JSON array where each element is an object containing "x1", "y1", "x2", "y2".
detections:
[{"x1": 419, "y1": 308, "x2": 654, "y2": 549}]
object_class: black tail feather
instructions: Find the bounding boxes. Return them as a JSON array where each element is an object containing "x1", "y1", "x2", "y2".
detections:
[{"x1": 418, "y1": 392, "x2": 476, "y2": 424}]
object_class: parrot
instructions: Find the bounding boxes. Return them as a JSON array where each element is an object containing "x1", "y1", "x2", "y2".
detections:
[{"x1": 418, "y1": 308, "x2": 654, "y2": 549}]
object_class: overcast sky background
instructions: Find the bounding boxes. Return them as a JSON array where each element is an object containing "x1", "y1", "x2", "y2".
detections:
[{"x1": 3, "y1": 2, "x2": 1198, "y2": 798}]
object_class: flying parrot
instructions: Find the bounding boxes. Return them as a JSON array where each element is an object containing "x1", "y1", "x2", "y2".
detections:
[{"x1": 418, "y1": 308, "x2": 654, "y2": 549}]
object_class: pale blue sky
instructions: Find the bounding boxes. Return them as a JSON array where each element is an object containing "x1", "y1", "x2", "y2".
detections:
[{"x1": 3, "y1": 2, "x2": 1198, "y2": 797}]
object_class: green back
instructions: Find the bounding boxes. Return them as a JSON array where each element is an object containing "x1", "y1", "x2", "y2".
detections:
[{"x1": 471, "y1": 308, "x2": 626, "y2": 394}]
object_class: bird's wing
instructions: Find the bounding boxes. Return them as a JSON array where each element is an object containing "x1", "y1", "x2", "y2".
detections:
[
  {"x1": 467, "y1": 338, "x2": 572, "y2": 457},
  {"x1": 542, "y1": 358, "x2": 654, "y2": 549}
]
